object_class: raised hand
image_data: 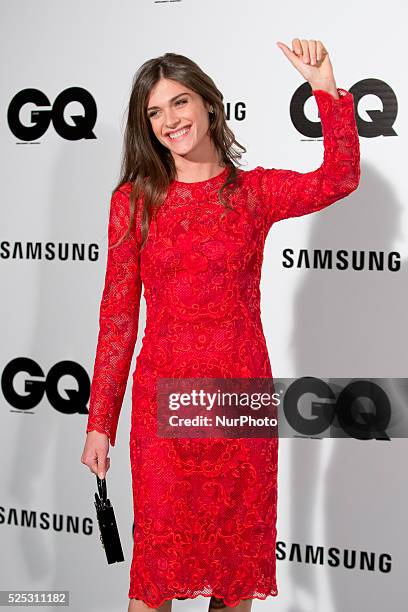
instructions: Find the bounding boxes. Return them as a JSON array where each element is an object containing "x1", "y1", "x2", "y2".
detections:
[{"x1": 276, "y1": 38, "x2": 337, "y2": 95}]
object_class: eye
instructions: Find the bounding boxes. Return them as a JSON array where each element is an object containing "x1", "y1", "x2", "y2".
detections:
[{"x1": 147, "y1": 98, "x2": 188, "y2": 119}]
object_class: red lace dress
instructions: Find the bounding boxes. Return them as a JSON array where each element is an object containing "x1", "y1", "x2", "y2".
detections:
[{"x1": 86, "y1": 87, "x2": 360, "y2": 608}]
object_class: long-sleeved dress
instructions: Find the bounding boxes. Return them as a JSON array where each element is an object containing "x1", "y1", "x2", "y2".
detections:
[{"x1": 86, "y1": 87, "x2": 360, "y2": 608}]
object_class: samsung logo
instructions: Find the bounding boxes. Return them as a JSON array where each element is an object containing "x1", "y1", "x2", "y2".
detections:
[
  {"x1": 282, "y1": 249, "x2": 401, "y2": 272},
  {"x1": 276, "y1": 541, "x2": 392, "y2": 572}
]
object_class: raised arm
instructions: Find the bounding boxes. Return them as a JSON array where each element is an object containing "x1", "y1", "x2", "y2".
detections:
[
  {"x1": 86, "y1": 187, "x2": 142, "y2": 447},
  {"x1": 255, "y1": 86, "x2": 360, "y2": 229}
]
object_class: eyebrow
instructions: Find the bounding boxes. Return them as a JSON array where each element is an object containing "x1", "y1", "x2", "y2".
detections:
[{"x1": 147, "y1": 92, "x2": 191, "y2": 112}]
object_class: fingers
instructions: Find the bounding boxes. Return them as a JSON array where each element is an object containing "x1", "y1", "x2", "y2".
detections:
[
  {"x1": 90, "y1": 455, "x2": 99, "y2": 476},
  {"x1": 316, "y1": 40, "x2": 326, "y2": 64},
  {"x1": 308, "y1": 40, "x2": 317, "y2": 65},
  {"x1": 292, "y1": 38, "x2": 303, "y2": 58},
  {"x1": 276, "y1": 41, "x2": 301, "y2": 66},
  {"x1": 96, "y1": 454, "x2": 109, "y2": 480},
  {"x1": 92, "y1": 453, "x2": 110, "y2": 479},
  {"x1": 291, "y1": 38, "x2": 326, "y2": 65},
  {"x1": 299, "y1": 39, "x2": 310, "y2": 63},
  {"x1": 81, "y1": 449, "x2": 111, "y2": 479}
]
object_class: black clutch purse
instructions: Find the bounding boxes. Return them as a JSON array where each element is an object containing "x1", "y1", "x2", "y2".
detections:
[{"x1": 94, "y1": 475, "x2": 124, "y2": 564}]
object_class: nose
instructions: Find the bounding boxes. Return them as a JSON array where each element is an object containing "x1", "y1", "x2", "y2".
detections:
[{"x1": 164, "y1": 108, "x2": 181, "y2": 128}]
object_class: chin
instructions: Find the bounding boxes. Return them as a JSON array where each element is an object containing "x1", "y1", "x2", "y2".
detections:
[{"x1": 171, "y1": 143, "x2": 196, "y2": 156}]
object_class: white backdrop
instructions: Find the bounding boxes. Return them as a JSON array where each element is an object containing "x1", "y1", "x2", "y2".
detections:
[{"x1": 1, "y1": 1, "x2": 407, "y2": 610}]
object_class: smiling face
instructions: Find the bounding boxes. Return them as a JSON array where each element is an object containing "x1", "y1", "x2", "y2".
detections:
[{"x1": 146, "y1": 77, "x2": 214, "y2": 164}]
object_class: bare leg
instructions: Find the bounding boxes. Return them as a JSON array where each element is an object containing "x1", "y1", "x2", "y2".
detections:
[
  {"x1": 128, "y1": 597, "x2": 172, "y2": 612},
  {"x1": 208, "y1": 597, "x2": 253, "y2": 612}
]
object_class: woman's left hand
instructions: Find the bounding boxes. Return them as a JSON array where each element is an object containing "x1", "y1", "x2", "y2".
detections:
[{"x1": 276, "y1": 38, "x2": 336, "y2": 91}]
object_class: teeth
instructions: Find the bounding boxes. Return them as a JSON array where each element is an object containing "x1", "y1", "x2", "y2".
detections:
[{"x1": 168, "y1": 127, "x2": 190, "y2": 139}]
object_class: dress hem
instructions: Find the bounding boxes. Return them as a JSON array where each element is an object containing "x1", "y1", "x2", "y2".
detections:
[{"x1": 128, "y1": 589, "x2": 278, "y2": 609}]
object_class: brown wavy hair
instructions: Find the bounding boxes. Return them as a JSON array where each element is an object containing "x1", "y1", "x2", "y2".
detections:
[{"x1": 111, "y1": 52, "x2": 247, "y2": 249}]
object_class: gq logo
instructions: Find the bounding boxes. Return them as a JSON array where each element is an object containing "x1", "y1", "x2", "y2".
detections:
[
  {"x1": 7, "y1": 87, "x2": 97, "y2": 141},
  {"x1": 2, "y1": 357, "x2": 90, "y2": 414},
  {"x1": 292, "y1": 78, "x2": 397, "y2": 138}
]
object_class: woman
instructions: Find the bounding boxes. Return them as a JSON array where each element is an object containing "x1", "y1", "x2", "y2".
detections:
[{"x1": 81, "y1": 39, "x2": 360, "y2": 611}]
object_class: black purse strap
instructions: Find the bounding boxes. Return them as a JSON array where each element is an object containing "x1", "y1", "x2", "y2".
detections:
[
  {"x1": 95, "y1": 476, "x2": 111, "y2": 511},
  {"x1": 96, "y1": 475, "x2": 107, "y2": 501}
]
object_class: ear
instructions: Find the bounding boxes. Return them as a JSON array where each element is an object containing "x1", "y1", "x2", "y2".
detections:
[{"x1": 204, "y1": 99, "x2": 213, "y2": 113}]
